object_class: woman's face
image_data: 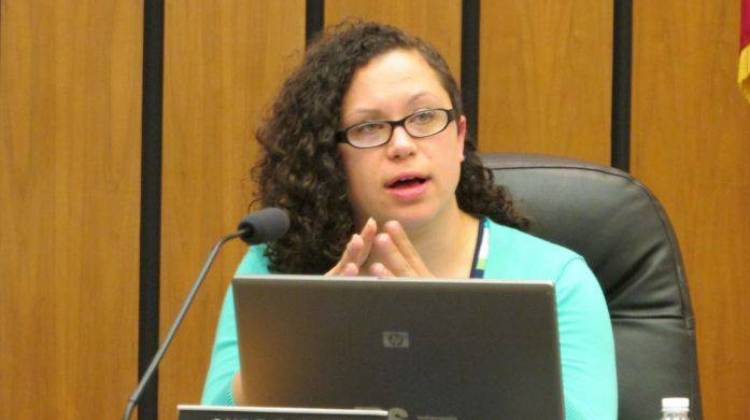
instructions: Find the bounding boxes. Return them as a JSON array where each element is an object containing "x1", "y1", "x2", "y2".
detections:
[{"x1": 338, "y1": 48, "x2": 467, "y2": 230}]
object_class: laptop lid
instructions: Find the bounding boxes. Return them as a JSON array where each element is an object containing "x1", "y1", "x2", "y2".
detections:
[
  {"x1": 177, "y1": 404, "x2": 388, "y2": 420},
  {"x1": 233, "y1": 274, "x2": 563, "y2": 420}
]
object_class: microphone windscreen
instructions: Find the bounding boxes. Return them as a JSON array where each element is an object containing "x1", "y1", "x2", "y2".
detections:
[{"x1": 237, "y1": 207, "x2": 290, "y2": 244}]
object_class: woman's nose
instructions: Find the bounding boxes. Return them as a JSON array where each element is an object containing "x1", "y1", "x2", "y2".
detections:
[{"x1": 385, "y1": 126, "x2": 417, "y2": 159}]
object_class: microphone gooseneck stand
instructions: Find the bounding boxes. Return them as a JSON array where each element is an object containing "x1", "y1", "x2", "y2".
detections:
[
  {"x1": 122, "y1": 207, "x2": 289, "y2": 420},
  {"x1": 122, "y1": 231, "x2": 242, "y2": 420}
]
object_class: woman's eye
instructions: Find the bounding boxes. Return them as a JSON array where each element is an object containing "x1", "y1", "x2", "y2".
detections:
[
  {"x1": 352, "y1": 123, "x2": 382, "y2": 136},
  {"x1": 412, "y1": 110, "x2": 436, "y2": 124}
]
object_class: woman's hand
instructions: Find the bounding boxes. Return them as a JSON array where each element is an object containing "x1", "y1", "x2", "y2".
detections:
[
  {"x1": 325, "y1": 218, "x2": 377, "y2": 276},
  {"x1": 367, "y1": 221, "x2": 433, "y2": 278},
  {"x1": 326, "y1": 219, "x2": 433, "y2": 278},
  {"x1": 232, "y1": 372, "x2": 248, "y2": 405}
]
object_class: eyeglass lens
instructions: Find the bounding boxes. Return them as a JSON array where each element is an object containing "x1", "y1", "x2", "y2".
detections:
[{"x1": 347, "y1": 109, "x2": 450, "y2": 148}]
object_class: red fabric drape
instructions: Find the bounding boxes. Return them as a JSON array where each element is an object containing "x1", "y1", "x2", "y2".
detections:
[{"x1": 740, "y1": 0, "x2": 750, "y2": 101}]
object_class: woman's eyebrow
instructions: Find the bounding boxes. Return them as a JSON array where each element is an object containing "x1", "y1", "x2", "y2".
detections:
[
  {"x1": 342, "y1": 108, "x2": 385, "y2": 124},
  {"x1": 347, "y1": 108, "x2": 381, "y2": 117},
  {"x1": 407, "y1": 91, "x2": 440, "y2": 105},
  {"x1": 343, "y1": 92, "x2": 443, "y2": 121},
  {"x1": 408, "y1": 92, "x2": 428, "y2": 103}
]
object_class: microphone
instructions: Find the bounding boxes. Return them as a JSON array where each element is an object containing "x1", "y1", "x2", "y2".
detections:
[
  {"x1": 237, "y1": 207, "x2": 290, "y2": 244},
  {"x1": 122, "y1": 207, "x2": 289, "y2": 420}
]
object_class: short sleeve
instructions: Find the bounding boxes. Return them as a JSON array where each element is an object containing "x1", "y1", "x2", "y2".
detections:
[
  {"x1": 555, "y1": 257, "x2": 618, "y2": 420},
  {"x1": 201, "y1": 287, "x2": 238, "y2": 405},
  {"x1": 201, "y1": 245, "x2": 271, "y2": 405}
]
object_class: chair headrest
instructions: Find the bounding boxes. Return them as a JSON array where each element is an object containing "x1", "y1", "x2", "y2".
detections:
[{"x1": 481, "y1": 153, "x2": 694, "y2": 324}]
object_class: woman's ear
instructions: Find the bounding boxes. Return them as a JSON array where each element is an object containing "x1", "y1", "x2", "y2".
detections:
[{"x1": 456, "y1": 115, "x2": 467, "y2": 162}]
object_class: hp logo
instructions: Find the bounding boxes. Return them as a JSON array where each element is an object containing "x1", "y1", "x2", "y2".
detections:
[{"x1": 382, "y1": 331, "x2": 410, "y2": 349}]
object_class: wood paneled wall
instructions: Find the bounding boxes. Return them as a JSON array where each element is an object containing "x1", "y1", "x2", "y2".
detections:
[
  {"x1": 2, "y1": 1, "x2": 748, "y2": 419},
  {"x1": 0, "y1": 1, "x2": 143, "y2": 418},
  {"x1": 159, "y1": 1, "x2": 305, "y2": 418},
  {"x1": 325, "y1": 0, "x2": 462, "y2": 79},
  {"x1": 478, "y1": 0, "x2": 613, "y2": 164},
  {"x1": 631, "y1": 1, "x2": 750, "y2": 418}
]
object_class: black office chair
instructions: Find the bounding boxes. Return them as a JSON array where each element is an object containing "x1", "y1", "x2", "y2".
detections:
[{"x1": 481, "y1": 153, "x2": 702, "y2": 420}]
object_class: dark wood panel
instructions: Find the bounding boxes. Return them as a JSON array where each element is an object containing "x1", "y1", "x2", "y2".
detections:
[
  {"x1": 478, "y1": 0, "x2": 612, "y2": 164},
  {"x1": 160, "y1": 1, "x2": 305, "y2": 418},
  {"x1": 0, "y1": 1, "x2": 143, "y2": 418},
  {"x1": 325, "y1": 0, "x2": 462, "y2": 80},
  {"x1": 631, "y1": 1, "x2": 750, "y2": 418}
]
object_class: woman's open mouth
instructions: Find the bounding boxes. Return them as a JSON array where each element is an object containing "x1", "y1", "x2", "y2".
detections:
[{"x1": 385, "y1": 176, "x2": 430, "y2": 200}]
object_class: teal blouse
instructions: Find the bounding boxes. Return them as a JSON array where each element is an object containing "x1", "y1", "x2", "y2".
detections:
[{"x1": 201, "y1": 221, "x2": 618, "y2": 420}]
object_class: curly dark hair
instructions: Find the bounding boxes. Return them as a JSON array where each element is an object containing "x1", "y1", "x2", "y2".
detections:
[{"x1": 252, "y1": 20, "x2": 527, "y2": 274}]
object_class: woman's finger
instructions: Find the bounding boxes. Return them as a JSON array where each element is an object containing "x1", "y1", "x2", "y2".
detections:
[
  {"x1": 355, "y1": 218, "x2": 377, "y2": 266},
  {"x1": 371, "y1": 232, "x2": 414, "y2": 277},
  {"x1": 383, "y1": 221, "x2": 432, "y2": 277},
  {"x1": 341, "y1": 262, "x2": 359, "y2": 276},
  {"x1": 368, "y1": 262, "x2": 394, "y2": 278},
  {"x1": 325, "y1": 234, "x2": 363, "y2": 276}
]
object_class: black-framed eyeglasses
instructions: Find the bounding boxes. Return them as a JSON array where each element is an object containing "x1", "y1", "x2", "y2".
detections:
[{"x1": 336, "y1": 108, "x2": 456, "y2": 149}]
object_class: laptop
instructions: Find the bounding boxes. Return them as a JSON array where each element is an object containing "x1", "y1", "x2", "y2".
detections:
[{"x1": 232, "y1": 274, "x2": 564, "y2": 420}]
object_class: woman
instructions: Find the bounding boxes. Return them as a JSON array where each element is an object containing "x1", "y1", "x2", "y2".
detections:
[{"x1": 202, "y1": 21, "x2": 617, "y2": 420}]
